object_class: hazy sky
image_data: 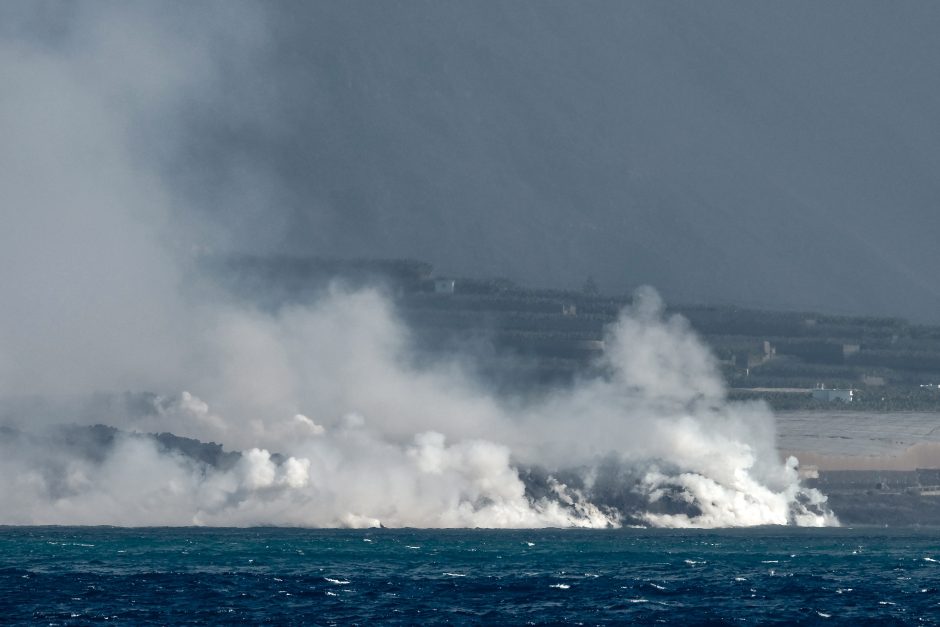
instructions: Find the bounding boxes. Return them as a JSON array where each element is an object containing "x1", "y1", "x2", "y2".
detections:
[
  {"x1": 5, "y1": 1, "x2": 940, "y2": 320},
  {"x1": 0, "y1": 1, "x2": 858, "y2": 528}
]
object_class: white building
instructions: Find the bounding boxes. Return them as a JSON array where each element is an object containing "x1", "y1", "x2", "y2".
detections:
[{"x1": 811, "y1": 385, "x2": 854, "y2": 402}]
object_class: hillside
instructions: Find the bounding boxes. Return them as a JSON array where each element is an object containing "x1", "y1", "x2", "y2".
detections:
[{"x1": 210, "y1": 255, "x2": 940, "y2": 409}]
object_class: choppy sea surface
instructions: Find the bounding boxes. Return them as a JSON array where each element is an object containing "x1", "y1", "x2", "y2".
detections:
[{"x1": 4, "y1": 527, "x2": 940, "y2": 624}]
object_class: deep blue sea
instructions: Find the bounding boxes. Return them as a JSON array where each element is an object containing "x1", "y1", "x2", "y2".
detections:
[{"x1": 3, "y1": 527, "x2": 940, "y2": 624}]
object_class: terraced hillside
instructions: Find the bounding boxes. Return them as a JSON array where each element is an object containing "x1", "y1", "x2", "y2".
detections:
[{"x1": 208, "y1": 256, "x2": 940, "y2": 409}]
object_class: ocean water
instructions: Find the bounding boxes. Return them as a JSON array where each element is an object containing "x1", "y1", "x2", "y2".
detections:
[{"x1": 3, "y1": 527, "x2": 940, "y2": 624}]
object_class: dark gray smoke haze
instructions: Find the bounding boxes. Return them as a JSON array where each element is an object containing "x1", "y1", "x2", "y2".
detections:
[
  {"x1": 177, "y1": 1, "x2": 940, "y2": 321},
  {"x1": 6, "y1": 2, "x2": 939, "y2": 320}
]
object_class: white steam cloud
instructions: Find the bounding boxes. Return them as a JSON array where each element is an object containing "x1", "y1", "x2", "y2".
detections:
[
  {"x1": 0, "y1": 287, "x2": 835, "y2": 528},
  {"x1": 0, "y1": 4, "x2": 835, "y2": 529}
]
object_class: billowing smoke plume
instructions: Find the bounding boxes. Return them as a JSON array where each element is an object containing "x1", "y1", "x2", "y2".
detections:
[
  {"x1": 0, "y1": 3, "x2": 835, "y2": 528},
  {"x1": 0, "y1": 287, "x2": 835, "y2": 528}
]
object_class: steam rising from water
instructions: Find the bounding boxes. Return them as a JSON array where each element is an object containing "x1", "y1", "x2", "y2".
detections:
[
  {"x1": 0, "y1": 288, "x2": 835, "y2": 528},
  {"x1": 0, "y1": 3, "x2": 835, "y2": 529}
]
